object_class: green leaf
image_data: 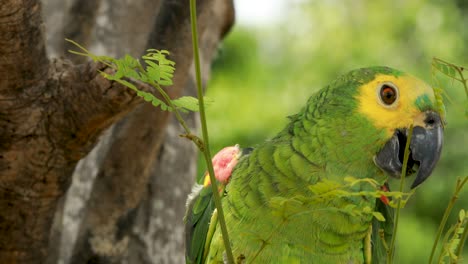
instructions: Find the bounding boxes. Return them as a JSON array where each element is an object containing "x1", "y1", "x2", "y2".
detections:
[
  {"x1": 144, "y1": 60, "x2": 159, "y2": 69},
  {"x1": 343, "y1": 176, "x2": 357, "y2": 183},
  {"x1": 173, "y1": 96, "x2": 202, "y2": 112},
  {"x1": 308, "y1": 179, "x2": 342, "y2": 195},
  {"x1": 159, "y1": 79, "x2": 173, "y2": 86},
  {"x1": 448, "y1": 66, "x2": 456, "y2": 77},
  {"x1": 363, "y1": 206, "x2": 372, "y2": 213},
  {"x1": 67, "y1": 40, "x2": 179, "y2": 115},
  {"x1": 160, "y1": 103, "x2": 170, "y2": 112},
  {"x1": 115, "y1": 79, "x2": 138, "y2": 91},
  {"x1": 160, "y1": 64, "x2": 175, "y2": 74},
  {"x1": 151, "y1": 99, "x2": 161, "y2": 107},
  {"x1": 373, "y1": 212, "x2": 386, "y2": 222},
  {"x1": 142, "y1": 93, "x2": 153, "y2": 102},
  {"x1": 94, "y1": 55, "x2": 117, "y2": 64},
  {"x1": 459, "y1": 210, "x2": 466, "y2": 222},
  {"x1": 441, "y1": 64, "x2": 449, "y2": 75},
  {"x1": 123, "y1": 54, "x2": 140, "y2": 68},
  {"x1": 146, "y1": 62, "x2": 161, "y2": 82},
  {"x1": 101, "y1": 72, "x2": 139, "y2": 92}
]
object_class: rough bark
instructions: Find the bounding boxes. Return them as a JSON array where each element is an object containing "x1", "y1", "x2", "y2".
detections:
[
  {"x1": 124, "y1": 3, "x2": 234, "y2": 260},
  {"x1": 0, "y1": 0, "x2": 234, "y2": 263},
  {"x1": 69, "y1": 1, "x2": 234, "y2": 263},
  {"x1": 0, "y1": 54, "x2": 153, "y2": 263},
  {"x1": 45, "y1": 0, "x2": 164, "y2": 262}
]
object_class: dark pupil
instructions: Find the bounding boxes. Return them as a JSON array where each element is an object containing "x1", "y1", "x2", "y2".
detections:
[{"x1": 381, "y1": 85, "x2": 396, "y2": 104}]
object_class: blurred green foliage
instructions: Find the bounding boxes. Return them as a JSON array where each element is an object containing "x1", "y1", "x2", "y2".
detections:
[{"x1": 202, "y1": 0, "x2": 467, "y2": 263}]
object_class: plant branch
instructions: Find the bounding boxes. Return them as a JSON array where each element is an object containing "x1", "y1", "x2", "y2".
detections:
[
  {"x1": 152, "y1": 80, "x2": 193, "y2": 134},
  {"x1": 388, "y1": 125, "x2": 413, "y2": 263},
  {"x1": 190, "y1": 1, "x2": 235, "y2": 263},
  {"x1": 456, "y1": 206, "x2": 468, "y2": 260},
  {"x1": 454, "y1": 177, "x2": 468, "y2": 260},
  {"x1": 432, "y1": 58, "x2": 468, "y2": 98},
  {"x1": 429, "y1": 176, "x2": 468, "y2": 263}
]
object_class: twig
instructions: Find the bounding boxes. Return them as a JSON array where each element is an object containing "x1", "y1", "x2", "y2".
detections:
[
  {"x1": 388, "y1": 125, "x2": 413, "y2": 263},
  {"x1": 429, "y1": 176, "x2": 468, "y2": 263},
  {"x1": 189, "y1": 1, "x2": 235, "y2": 263}
]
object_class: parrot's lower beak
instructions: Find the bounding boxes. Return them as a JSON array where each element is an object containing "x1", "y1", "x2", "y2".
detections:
[{"x1": 374, "y1": 111, "x2": 444, "y2": 188}]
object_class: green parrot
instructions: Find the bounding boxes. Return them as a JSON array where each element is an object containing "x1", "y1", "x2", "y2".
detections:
[{"x1": 185, "y1": 66, "x2": 444, "y2": 263}]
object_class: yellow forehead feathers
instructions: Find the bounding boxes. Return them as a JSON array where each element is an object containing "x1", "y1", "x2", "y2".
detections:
[{"x1": 356, "y1": 74, "x2": 436, "y2": 136}]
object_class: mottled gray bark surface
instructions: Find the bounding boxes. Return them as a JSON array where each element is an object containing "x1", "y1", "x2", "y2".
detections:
[{"x1": 0, "y1": 0, "x2": 234, "y2": 263}]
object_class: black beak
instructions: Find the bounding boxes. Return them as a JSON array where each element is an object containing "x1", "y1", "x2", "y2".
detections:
[{"x1": 374, "y1": 111, "x2": 444, "y2": 188}]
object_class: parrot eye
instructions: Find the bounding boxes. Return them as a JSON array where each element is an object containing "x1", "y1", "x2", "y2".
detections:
[{"x1": 379, "y1": 83, "x2": 398, "y2": 106}]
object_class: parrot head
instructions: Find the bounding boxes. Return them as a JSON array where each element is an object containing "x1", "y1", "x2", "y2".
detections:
[
  {"x1": 301, "y1": 66, "x2": 444, "y2": 188},
  {"x1": 352, "y1": 67, "x2": 444, "y2": 188}
]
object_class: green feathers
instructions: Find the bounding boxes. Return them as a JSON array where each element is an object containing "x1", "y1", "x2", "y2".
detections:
[
  {"x1": 185, "y1": 185, "x2": 216, "y2": 264},
  {"x1": 185, "y1": 67, "x2": 443, "y2": 263}
]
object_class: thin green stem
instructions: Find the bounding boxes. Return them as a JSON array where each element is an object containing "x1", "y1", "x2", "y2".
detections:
[
  {"x1": 437, "y1": 225, "x2": 456, "y2": 264},
  {"x1": 456, "y1": 69, "x2": 468, "y2": 99},
  {"x1": 379, "y1": 229, "x2": 390, "y2": 252},
  {"x1": 156, "y1": 82, "x2": 192, "y2": 133},
  {"x1": 449, "y1": 61, "x2": 468, "y2": 98},
  {"x1": 189, "y1": 1, "x2": 234, "y2": 264},
  {"x1": 139, "y1": 63, "x2": 192, "y2": 134},
  {"x1": 456, "y1": 214, "x2": 468, "y2": 260},
  {"x1": 432, "y1": 57, "x2": 468, "y2": 97},
  {"x1": 429, "y1": 176, "x2": 468, "y2": 263},
  {"x1": 66, "y1": 38, "x2": 114, "y2": 68},
  {"x1": 66, "y1": 37, "x2": 192, "y2": 132},
  {"x1": 388, "y1": 125, "x2": 413, "y2": 264},
  {"x1": 455, "y1": 177, "x2": 468, "y2": 259}
]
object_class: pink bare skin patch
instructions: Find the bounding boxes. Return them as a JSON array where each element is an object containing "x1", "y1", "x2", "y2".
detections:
[{"x1": 203, "y1": 145, "x2": 242, "y2": 187}]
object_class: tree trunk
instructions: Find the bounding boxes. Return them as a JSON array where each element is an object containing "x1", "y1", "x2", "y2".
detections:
[{"x1": 0, "y1": 0, "x2": 234, "y2": 263}]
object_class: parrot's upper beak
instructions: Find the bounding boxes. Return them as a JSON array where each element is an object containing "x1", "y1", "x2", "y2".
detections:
[{"x1": 374, "y1": 111, "x2": 444, "y2": 188}]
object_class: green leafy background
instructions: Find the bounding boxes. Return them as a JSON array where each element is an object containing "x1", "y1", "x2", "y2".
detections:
[{"x1": 202, "y1": 0, "x2": 468, "y2": 263}]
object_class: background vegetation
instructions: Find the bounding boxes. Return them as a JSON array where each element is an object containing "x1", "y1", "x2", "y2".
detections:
[{"x1": 202, "y1": 0, "x2": 467, "y2": 263}]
